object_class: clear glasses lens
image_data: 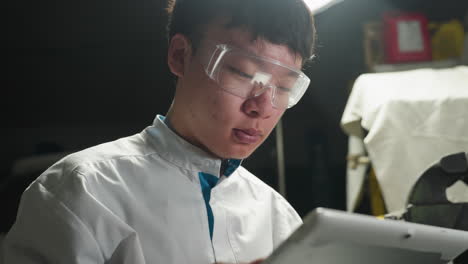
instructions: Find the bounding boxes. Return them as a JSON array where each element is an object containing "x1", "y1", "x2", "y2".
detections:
[{"x1": 204, "y1": 44, "x2": 310, "y2": 109}]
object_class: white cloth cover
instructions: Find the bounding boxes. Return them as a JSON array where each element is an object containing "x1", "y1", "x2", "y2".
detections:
[{"x1": 341, "y1": 66, "x2": 468, "y2": 213}]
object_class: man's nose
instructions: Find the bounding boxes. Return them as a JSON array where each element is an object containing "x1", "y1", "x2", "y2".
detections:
[{"x1": 241, "y1": 84, "x2": 275, "y2": 119}]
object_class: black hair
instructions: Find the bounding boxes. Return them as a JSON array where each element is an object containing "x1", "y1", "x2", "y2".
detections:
[{"x1": 167, "y1": 0, "x2": 316, "y2": 64}]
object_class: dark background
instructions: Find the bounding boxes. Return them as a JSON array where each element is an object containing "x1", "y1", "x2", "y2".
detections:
[{"x1": 3, "y1": 0, "x2": 468, "y2": 232}]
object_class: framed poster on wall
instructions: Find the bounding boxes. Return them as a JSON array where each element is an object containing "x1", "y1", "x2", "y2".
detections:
[{"x1": 383, "y1": 13, "x2": 432, "y2": 63}]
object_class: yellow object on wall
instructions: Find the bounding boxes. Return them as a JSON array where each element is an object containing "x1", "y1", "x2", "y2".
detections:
[{"x1": 430, "y1": 20, "x2": 465, "y2": 61}]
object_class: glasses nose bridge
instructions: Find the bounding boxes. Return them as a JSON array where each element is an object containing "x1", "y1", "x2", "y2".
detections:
[
  {"x1": 251, "y1": 82, "x2": 278, "y2": 108},
  {"x1": 253, "y1": 82, "x2": 271, "y2": 94}
]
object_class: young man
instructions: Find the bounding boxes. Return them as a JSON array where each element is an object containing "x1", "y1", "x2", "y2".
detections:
[{"x1": 2, "y1": 0, "x2": 316, "y2": 263}]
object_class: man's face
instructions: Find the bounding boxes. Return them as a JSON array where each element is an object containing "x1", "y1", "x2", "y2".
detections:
[{"x1": 169, "y1": 23, "x2": 303, "y2": 159}]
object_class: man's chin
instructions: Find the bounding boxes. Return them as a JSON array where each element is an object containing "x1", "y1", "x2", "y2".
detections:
[{"x1": 219, "y1": 145, "x2": 257, "y2": 160}]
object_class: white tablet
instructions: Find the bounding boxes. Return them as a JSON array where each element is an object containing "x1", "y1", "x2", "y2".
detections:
[{"x1": 264, "y1": 208, "x2": 468, "y2": 264}]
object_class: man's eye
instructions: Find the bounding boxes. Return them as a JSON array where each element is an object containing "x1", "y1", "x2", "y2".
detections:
[
  {"x1": 227, "y1": 66, "x2": 252, "y2": 79},
  {"x1": 277, "y1": 86, "x2": 291, "y2": 94}
]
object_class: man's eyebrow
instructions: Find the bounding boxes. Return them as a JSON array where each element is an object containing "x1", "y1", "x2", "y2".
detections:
[
  {"x1": 234, "y1": 51, "x2": 301, "y2": 79},
  {"x1": 276, "y1": 69, "x2": 299, "y2": 78}
]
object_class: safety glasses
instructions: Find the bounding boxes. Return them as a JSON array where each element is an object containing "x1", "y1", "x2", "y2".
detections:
[{"x1": 199, "y1": 42, "x2": 310, "y2": 109}]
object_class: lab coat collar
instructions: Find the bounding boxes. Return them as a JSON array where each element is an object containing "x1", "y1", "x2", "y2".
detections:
[{"x1": 144, "y1": 115, "x2": 242, "y2": 179}]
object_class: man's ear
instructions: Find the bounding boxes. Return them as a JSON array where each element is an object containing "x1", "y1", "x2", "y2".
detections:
[{"x1": 167, "y1": 34, "x2": 192, "y2": 78}]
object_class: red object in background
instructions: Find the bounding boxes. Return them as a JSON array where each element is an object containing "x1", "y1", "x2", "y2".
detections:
[{"x1": 383, "y1": 12, "x2": 432, "y2": 63}]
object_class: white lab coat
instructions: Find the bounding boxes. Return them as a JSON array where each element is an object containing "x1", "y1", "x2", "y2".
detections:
[{"x1": 2, "y1": 115, "x2": 302, "y2": 264}]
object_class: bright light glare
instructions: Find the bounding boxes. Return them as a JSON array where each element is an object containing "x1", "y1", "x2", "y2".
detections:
[{"x1": 303, "y1": 0, "x2": 344, "y2": 14}]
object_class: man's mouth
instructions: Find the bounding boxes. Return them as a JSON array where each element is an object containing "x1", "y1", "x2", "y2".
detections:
[{"x1": 232, "y1": 128, "x2": 262, "y2": 144}]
